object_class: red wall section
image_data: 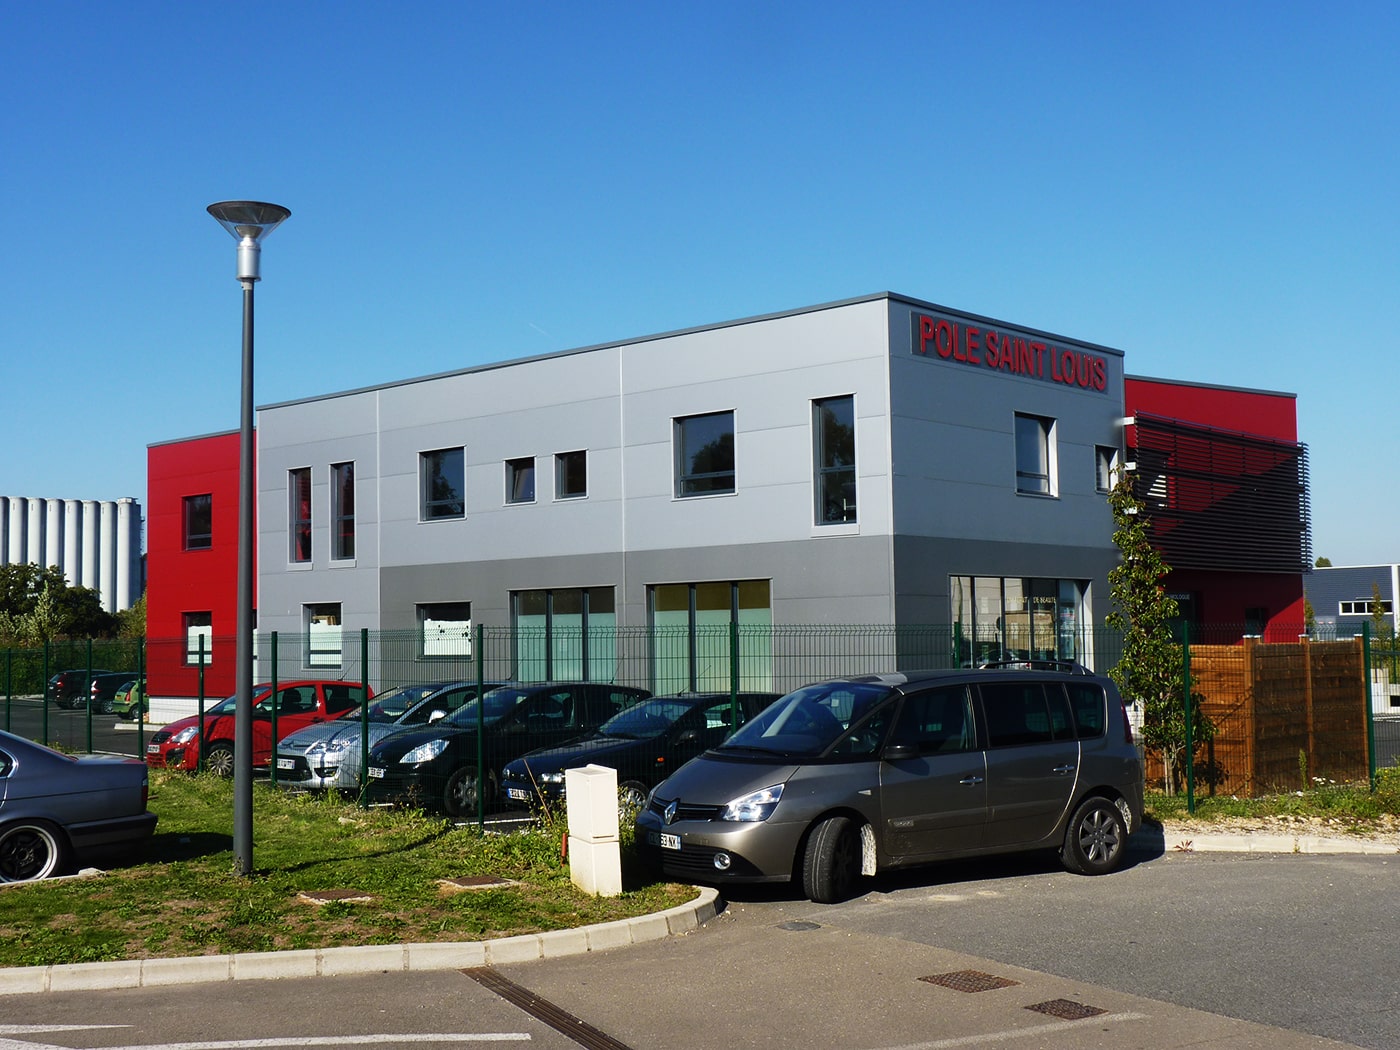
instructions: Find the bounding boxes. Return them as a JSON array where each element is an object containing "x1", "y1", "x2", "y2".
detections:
[
  {"x1": 146, "y1": 432, "x2": 245, "y2": 697},
  {"x1": 1124, "y1": 377, "x2": 1297, "y2": 441}
]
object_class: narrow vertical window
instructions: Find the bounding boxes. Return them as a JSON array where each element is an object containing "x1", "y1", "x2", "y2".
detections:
[
  {"x1": 1015, "y1": 414, "x2": 1056, "y2": 496},
  {"x1": 421, "y1": 447, "x2": 465, "y2": 520},
  {"x1": 674, "y1": 411, "x2": 735, "y2": 497},
  {"x1": 183, "y1": 612, "x2": 213, "y2": 665},
  {"x1": 1095, "y1": 446, "x2": 1119, "y2": 493},
  {"x1": 331, "y1": 462, "x2": 355, "y2": 560},
  {"x1": 289, "y1": 468, "x2": 312, "y2": 562},
  {"x1": 813, "y1": 396, "x2": 856, "y2": 524},
  {"x1": 183, "y1": 494, "x2": 212, "y2": 550},
  {"x1": 305, "y1": 603, "x2": 343, "y2": 667},
  {"x1": 555, "y1": 450, "x2": 587, "y2": 499},
  {"x1": 505, "y1": 457, "x2": 535, "y2": 504}
]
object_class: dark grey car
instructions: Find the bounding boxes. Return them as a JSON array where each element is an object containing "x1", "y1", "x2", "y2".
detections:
[{"x1": 636, "y1": 667, "x2": 1143, "y2": 903}]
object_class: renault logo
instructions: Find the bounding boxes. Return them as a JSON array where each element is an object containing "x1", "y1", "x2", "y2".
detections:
[{"x1": 663, "y1": 799, "x2": 678, "y2": 826}]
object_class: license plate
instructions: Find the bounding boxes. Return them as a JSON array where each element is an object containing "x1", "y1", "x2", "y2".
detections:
[
  {"x1": 276, "y1": 758, "x2": 294, "y2": 770},
  {"x1": 367, "y1": 766, "x2": 385, "y2": 779},
  {"x1": 146, "y1": 744, "x2": 159, "y2": 754},
  {"x1": 648, "y1": 831, "x2": 681, "y2": 851},
  {"x1": 506, "y1": 787, "x2": 531, "y2": 801}
]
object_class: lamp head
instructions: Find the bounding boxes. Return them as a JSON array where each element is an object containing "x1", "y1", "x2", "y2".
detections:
[{"x1": 207, "y1": 201, "x2": 291, "y2": 282}]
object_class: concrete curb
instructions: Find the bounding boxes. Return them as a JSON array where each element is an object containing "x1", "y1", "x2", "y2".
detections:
[
  {"x1": 0, "y1": 886, "x2": 719, "y2": 996},
  {"x1": 1152, "y1": 823, "x2": 1399, "y2": 856}
]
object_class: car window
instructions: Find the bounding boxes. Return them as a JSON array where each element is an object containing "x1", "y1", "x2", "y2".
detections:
[
  {"x1": 1064, "y1": 682, "x2": 1107, "y2": 738},
  {"x1": 522, "y1": 690, "x2": 576, "y2": 728},
  {"x1": 277, "y1": 687, "x2": 315, "y2": 714},
  {"x1": 978, "y1": 682, "x2": 1062, "y2": 748},
  {"x1": 401, "y1": 685, "x2": 473, "y2": 725},
  {"x1": 599, "y1": 697, "x2": 690, "y2": 739},
  {"x1": 719, "y1": 681, "x2": 895, "y2": 757},
  {"x1": 0, "y1": 749, "x2": 11, "y2": 777},
  {"x1": 324, "y1": 685, "x2": 363, "y2": 713},
  {"x1": 890, "y1": 686, "x2": 976, "y2": 755}
]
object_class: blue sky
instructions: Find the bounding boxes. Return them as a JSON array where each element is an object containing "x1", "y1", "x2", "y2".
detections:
[{"x1": 3, "y1": 2, "x2": 1395, "y2": 565}]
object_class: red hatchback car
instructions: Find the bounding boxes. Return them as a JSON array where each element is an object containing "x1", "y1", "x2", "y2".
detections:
[{"x1": 146, "y1": 680, "x2": 370, "y2": 777}]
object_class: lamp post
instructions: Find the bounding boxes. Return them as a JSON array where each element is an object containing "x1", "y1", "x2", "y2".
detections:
[{"x1": 207, "y1": 200, "x2": 290, "y2": 877}]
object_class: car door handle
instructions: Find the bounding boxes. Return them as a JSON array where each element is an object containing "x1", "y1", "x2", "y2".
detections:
[
  {"x1": 958, "y1": 775, "x2": 984, "y2": 786},
  {"x1": 1052, "y1": 764, "x2": 1075, "y2": 775}
]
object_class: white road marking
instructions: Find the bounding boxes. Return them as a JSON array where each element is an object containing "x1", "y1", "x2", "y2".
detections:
[
  {"x1": 0, "y1": 1035, "x2": 530, "y2": 1050},
  {"x1": 876, "y1": 1011, "x2": 1149, "y2": 1049}
]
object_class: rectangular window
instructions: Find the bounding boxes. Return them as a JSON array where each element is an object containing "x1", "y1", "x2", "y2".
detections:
[
  {"x1": 510, "y1": 587, "x2": 616, "y2": 682},
  {"x1": 951, "y1": 575, "x2": 1088, "y2": 667},
  {"x1": 555, "y1": 450, "x2": 587, "y2": 499},
  {"x1": 183, "y1": 494, "x2": 212, "y2": 551},
  {"x1": 1015, "y1": 413, "x2": 1057, "y2": 496},
  {"x1": 674, "y1": 411, "x2": 735, "y2": 497},
  {"x1": 1095, "y1": 446, "x2": 1119, "y2": 493},
  {"x1": 420, "y1": 447, "x2": 465, "y2": 520},
  {"x1": 1340, "y1": 600, "x2": 1391, "y2": 615},
  {"x1": 305, "y1": 603, "x2": 342, "y2": 668},
  {"x1": 813, "y1": 396, "x2": 856, "y2": 524},
  {"x1": 331, "y1": 462, "x2": 354, "y2": 560},
  {"x1": 289, "y1": 468, "x2": 312, "y2": 563},
  {"x1": 648, "y1": 579, "x2": 772, "y2": 694},
  {"x1": 505, "y1": 457, "x2": 535, "y2": 504},
  {"x1": 183, "y1": 612, "x2": 213, "y2": 665},
  {"x1": 419, "y1": 601, "x2": 472, "y2": 658}
]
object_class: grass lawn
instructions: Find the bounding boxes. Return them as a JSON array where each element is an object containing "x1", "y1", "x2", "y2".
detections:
[{"x1": 0, "y1": 770, "x2": 695, "y2": 969}]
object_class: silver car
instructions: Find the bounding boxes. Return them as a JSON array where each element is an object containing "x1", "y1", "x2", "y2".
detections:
[
  {"x1": 636, "y1": 667, "x2": 1144, "y2": 903},
  {"x1": 274, "y1": 681, "x2": 495, "y2": 791}
]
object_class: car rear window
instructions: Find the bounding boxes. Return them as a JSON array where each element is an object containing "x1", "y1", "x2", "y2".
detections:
[
  {"x1": 1064, "y1": 682, "x2": 1107, "y2": 738},
  {"x1": 978, "y1": 682, "x2": 1078, "y2": 747}
]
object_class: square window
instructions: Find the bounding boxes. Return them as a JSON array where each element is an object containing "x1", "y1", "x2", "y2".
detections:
[
  {"x1": 1015, "y1": 413, "x2": 1057, "y2": 496},
  {"x1": 1095, "y1": 446, "x2": 1118, "y2": 493},
  {"x1": 419, "y1": 601, "x2": 472, "y2": 658},
  {"x1": 421, "y1": 447, "x2": 465, "y2": 520},
  {"x1": 675, "y1": 411, "x2": 735, "y2": 497},
  {"x1": 331, "y1": 462, "x2": 354, "y2": 560},
  {"x1": 183, "y1": 612, "x2": 213, "y2": 665},
  {"x1": 183, "y1": 494, "x2": 212, "y2": 551},
  {"x1": 813, "y1": 396, "x2": 856, "y2": 524},
  {"x1": 505, "y1": 457, "x2": 535, "y2": 504},
  {"x1": 289, "y1": 468, "x2": 312, "y2": 562},
  {"x1": 305, "y1": 603, "x2": 342, "y2": 668},
  {"x1": 556, "y1": 450, "x2": 587, "y2": 499}
]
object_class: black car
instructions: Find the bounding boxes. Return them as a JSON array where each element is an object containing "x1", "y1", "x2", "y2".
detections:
[
  {"x1": 88, "y1": 672, "x2": 139, "y2": 715},
  {"x1": 363, "y1": 682, "x2": 652, "y2": 817},
  {"x1": 47, "y1": 669, "x2": 114, "y2": 709},
  {"x1": 501, "y1": 691, "x2": 782, "y2": 814}
]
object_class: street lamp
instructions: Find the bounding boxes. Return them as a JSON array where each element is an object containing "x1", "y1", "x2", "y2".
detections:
[{"x1": 207, "y1": 200, "x2": 290, "y2": 877}]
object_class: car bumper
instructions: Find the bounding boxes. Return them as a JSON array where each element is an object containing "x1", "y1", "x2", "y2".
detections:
[
  {"x1": 635, "y1": 808, "x2": 803, "y2": 884},
  {"x1": 361, "y1": 766, "x2": 444, "y2": 806}
]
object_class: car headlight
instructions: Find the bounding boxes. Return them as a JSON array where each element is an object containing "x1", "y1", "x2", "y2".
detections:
[
  {"x1": 304, "y1": 740, "x2": 325, "y2": 755},
  {"x1": 720, "y1": 784, "x2": 784, "y2": 822},
  {"x1": 323, "y1": 739, "x2": 350, "y2": 754},
  {"x1": 170, "y1": 726, "x2": 200, "y2": 745},
  {"x1": 400, "y1": 739, "x2": 450, "y2": 765},
  {"x1": 537, "y1": 772, "x2": 566, "y2": 785}
]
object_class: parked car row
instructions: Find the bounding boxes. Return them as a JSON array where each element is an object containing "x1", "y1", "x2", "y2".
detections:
[{"x1": 43, "y1": 669, "x2": 147, "y2": 717}]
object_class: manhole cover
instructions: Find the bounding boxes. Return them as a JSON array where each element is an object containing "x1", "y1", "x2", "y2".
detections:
[
  {"x1": 919, "y1": 970, "x2": 1020, "y2": 993},
  {"x1": 775, "y1": 921, "x2": 822, "y2": 931},
  {"x1": 1027, "y1": 999, "x2": 1106, "y2": 1020}
]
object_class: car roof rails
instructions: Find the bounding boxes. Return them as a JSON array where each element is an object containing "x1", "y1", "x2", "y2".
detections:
[{"x1": 976, "y1": 658, "x2": 1093, "y2": 675}]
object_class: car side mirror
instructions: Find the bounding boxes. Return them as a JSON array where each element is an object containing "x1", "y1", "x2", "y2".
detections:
[{"x1": 882, "y1": 742, "x2": 917, "y2": 762}]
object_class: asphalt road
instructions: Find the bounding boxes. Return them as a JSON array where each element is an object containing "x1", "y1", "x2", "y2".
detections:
[
  {"x1": 0, "y1": 696, "x2": 147, "y2": 758},
  {"x1": 1, "y1": 850, "x2": 1395, "y2": 1050}
]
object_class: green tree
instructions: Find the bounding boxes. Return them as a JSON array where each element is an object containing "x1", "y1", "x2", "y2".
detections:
[
  {"x1": 1315, "y1": 556, "x2": 1332, "y2": 567},
  {"x1": 116, "y1": 591, "x2": 146, "y2": 639},
  {"x1": 1303, "y1": 594, "x2": 1316, "y2": 637},
  {"x1": 1105, "y1": 473, "x2": 1212, "y2": 794},
  {"x1": 0, "y1": 562, "x2": 118, "y2": 644},
  {"x1": 1372, "y1": 583, "x2": 1395, "y2": 650}
]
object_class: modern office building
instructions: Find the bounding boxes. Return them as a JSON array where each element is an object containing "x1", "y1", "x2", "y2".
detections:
[
  {"x1": 145, "y1": 292, "x2": 1312, "y2": 695},
  {"x1": 1305, "y1": 564, "x2": 1399, "y2": 640},
  {"x1": 0, "y1": 494, "x2": 143, "y2": 612}
]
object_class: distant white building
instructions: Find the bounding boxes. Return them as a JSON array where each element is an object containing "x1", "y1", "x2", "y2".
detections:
[{"x1": 0, "y1": 496, "x2": 143, "y2": 612}]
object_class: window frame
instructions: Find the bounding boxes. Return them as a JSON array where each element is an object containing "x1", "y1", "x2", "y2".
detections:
[
  {"x1": 289, "y1": 467, "x2": 312, "y2": 563},
  {"x1": 674, "y1": 411, "x2": 736, "y2": 498},
  {"x1": 813, "y1": 395, "x2": 856, "y2": 525},
  {"x1": 331, "y1": 461, "x2": 355, "y2": 561},
  {"x1": 1095, "y1": 445, "x2": 1119, "y2": 494},
  {"x1": 304, "y1": 603, "x2": 343, "y2": 669},
  {"x1": 183, "y1": 612, "x2": 213, "y2": 666},
  {"x1": 420, "y1": 447, "x2": 466, "y2": 521},
  {"x1": 555, "y1": 449, "x2": 587, "y2": 500},
  {"x1": 1014, "y1": 413, "x2": 1058, "y2": 497},
  {"x1": 505, "y1": 457, "x2": 536, "y2": 505},
  {"x1": 183, "y1": 494, "x2": 213, "y2": 551},
  {"x1": 418, "y1": 601, "x2": 473, "y2": 659}
]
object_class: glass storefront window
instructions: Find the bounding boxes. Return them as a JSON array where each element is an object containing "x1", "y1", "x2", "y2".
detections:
[{"x1": 951, "y1": 576, "x2": 1088, "y2": 666}]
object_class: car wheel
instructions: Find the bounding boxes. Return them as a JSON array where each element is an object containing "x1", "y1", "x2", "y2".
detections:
[
  {"x1": 802, "y1": 815, "x2": 862, "y2": 904},
  {"x1": 443, "y1": 767, "x2": 495, "y2": 818},
  {"x1": 618, "y1": 780, "x2": 649, "y2": 819},
  {"x1": 1061, "y1": 796, "x2": 1129, "y2": 875},
  {"x1": 98, "y1": 697, "x2": 115, "y2": 715},
  {"x1": 204, "y1": 743, "x2": 236, "y2": 778},
  {"x1": 0, "y1": 821, "x2": 66, "y2": 883}
]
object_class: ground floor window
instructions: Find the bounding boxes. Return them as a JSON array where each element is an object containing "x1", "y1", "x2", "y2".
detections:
[
  {"x1": 418, "y1": 601, "x2": 471, "y2": 658},
  {"x1": 648, "y1": 579, "x2": 772, "y2": 694},
  {"x1": 184, "y1": 612, "x2": 213, "y2": 666},
  {"x1": 511, "y1": 587, "x2": 615, "y2": 682},
  {"x1": 950, "y1": 576, "x2": 1087, "y2": 666},
  {"x1": 305, "y1": 603, "x2": 343, "y2": 668}
]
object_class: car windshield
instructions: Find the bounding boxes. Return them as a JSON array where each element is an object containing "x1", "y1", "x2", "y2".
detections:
[
  {"x1": 204, "y1": 685, "x2": 275, "y2": 717},
  {"x1": 597, "y1": 698, "x2": 694, "y2": 739},
  {"x1": 715, "y1": 681, "x2": 894, "y2": 757},
  {"x1": 359, "y1": 683, "x2": 450, "y2": 723},
  {"x1": 442, "y1": 687, "x2": 531, "y2": 728}
]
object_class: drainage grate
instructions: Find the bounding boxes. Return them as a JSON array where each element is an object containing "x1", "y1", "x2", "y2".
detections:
[
  {"x1": 919, "y1": 970, "x2": 1021, "y2": 993},
  {"x1": 465, "y1": 967, "x2": 636, "y2": 1050},
  {"x1": 1026, "y1": 998, "x2": 1107, "y2": 1020}
]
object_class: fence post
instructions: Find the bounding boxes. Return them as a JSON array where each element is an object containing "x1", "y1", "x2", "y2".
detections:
[
  {"x1": 196, "y1": 636, "x2": 207, "y2": 774},
  {"x1": 84, "y1": 637, "x2": 94, "y2": 753},
  {"x1": 41, "y1": 641, "x2": 49, "y2": 746},
  {"x1": 358, "y1": 628, "x2": 369, "y2": 806},
  {"x1": 270, "y1": 633, "x2": 280, "y2": 786},
  {"x1": 476, "y1": 622, "x2": 486, "y2": 831},
  {"x1": 4, "y1": 649, "x2": 11, "y2": 733},
  {"x1": 729, "y1": 620, "x2": 740, "y2": 729},
  {"x1": 1183, "y1": 623, "x2": 1195, "y2": 815},
  {"x1": 1363, "y1": 622, "x2": 1376, "y2": 791},
  {"x1": 136, "y1": 637, "x2": 146, "y2": 758}
]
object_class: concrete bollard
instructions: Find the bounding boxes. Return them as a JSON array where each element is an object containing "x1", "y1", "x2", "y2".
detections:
[{"x1": 565, "y1": 764, "x2": 622, "y2": 897}]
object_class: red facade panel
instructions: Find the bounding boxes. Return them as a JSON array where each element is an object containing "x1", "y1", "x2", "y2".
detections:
[{"x1": 146, "y1": 432, "x2": 245, "y2": 697}]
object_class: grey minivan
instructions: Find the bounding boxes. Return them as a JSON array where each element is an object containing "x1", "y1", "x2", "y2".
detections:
[{"x1": 635, "y1": 667, "x2": 1143, "y2": 903}]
